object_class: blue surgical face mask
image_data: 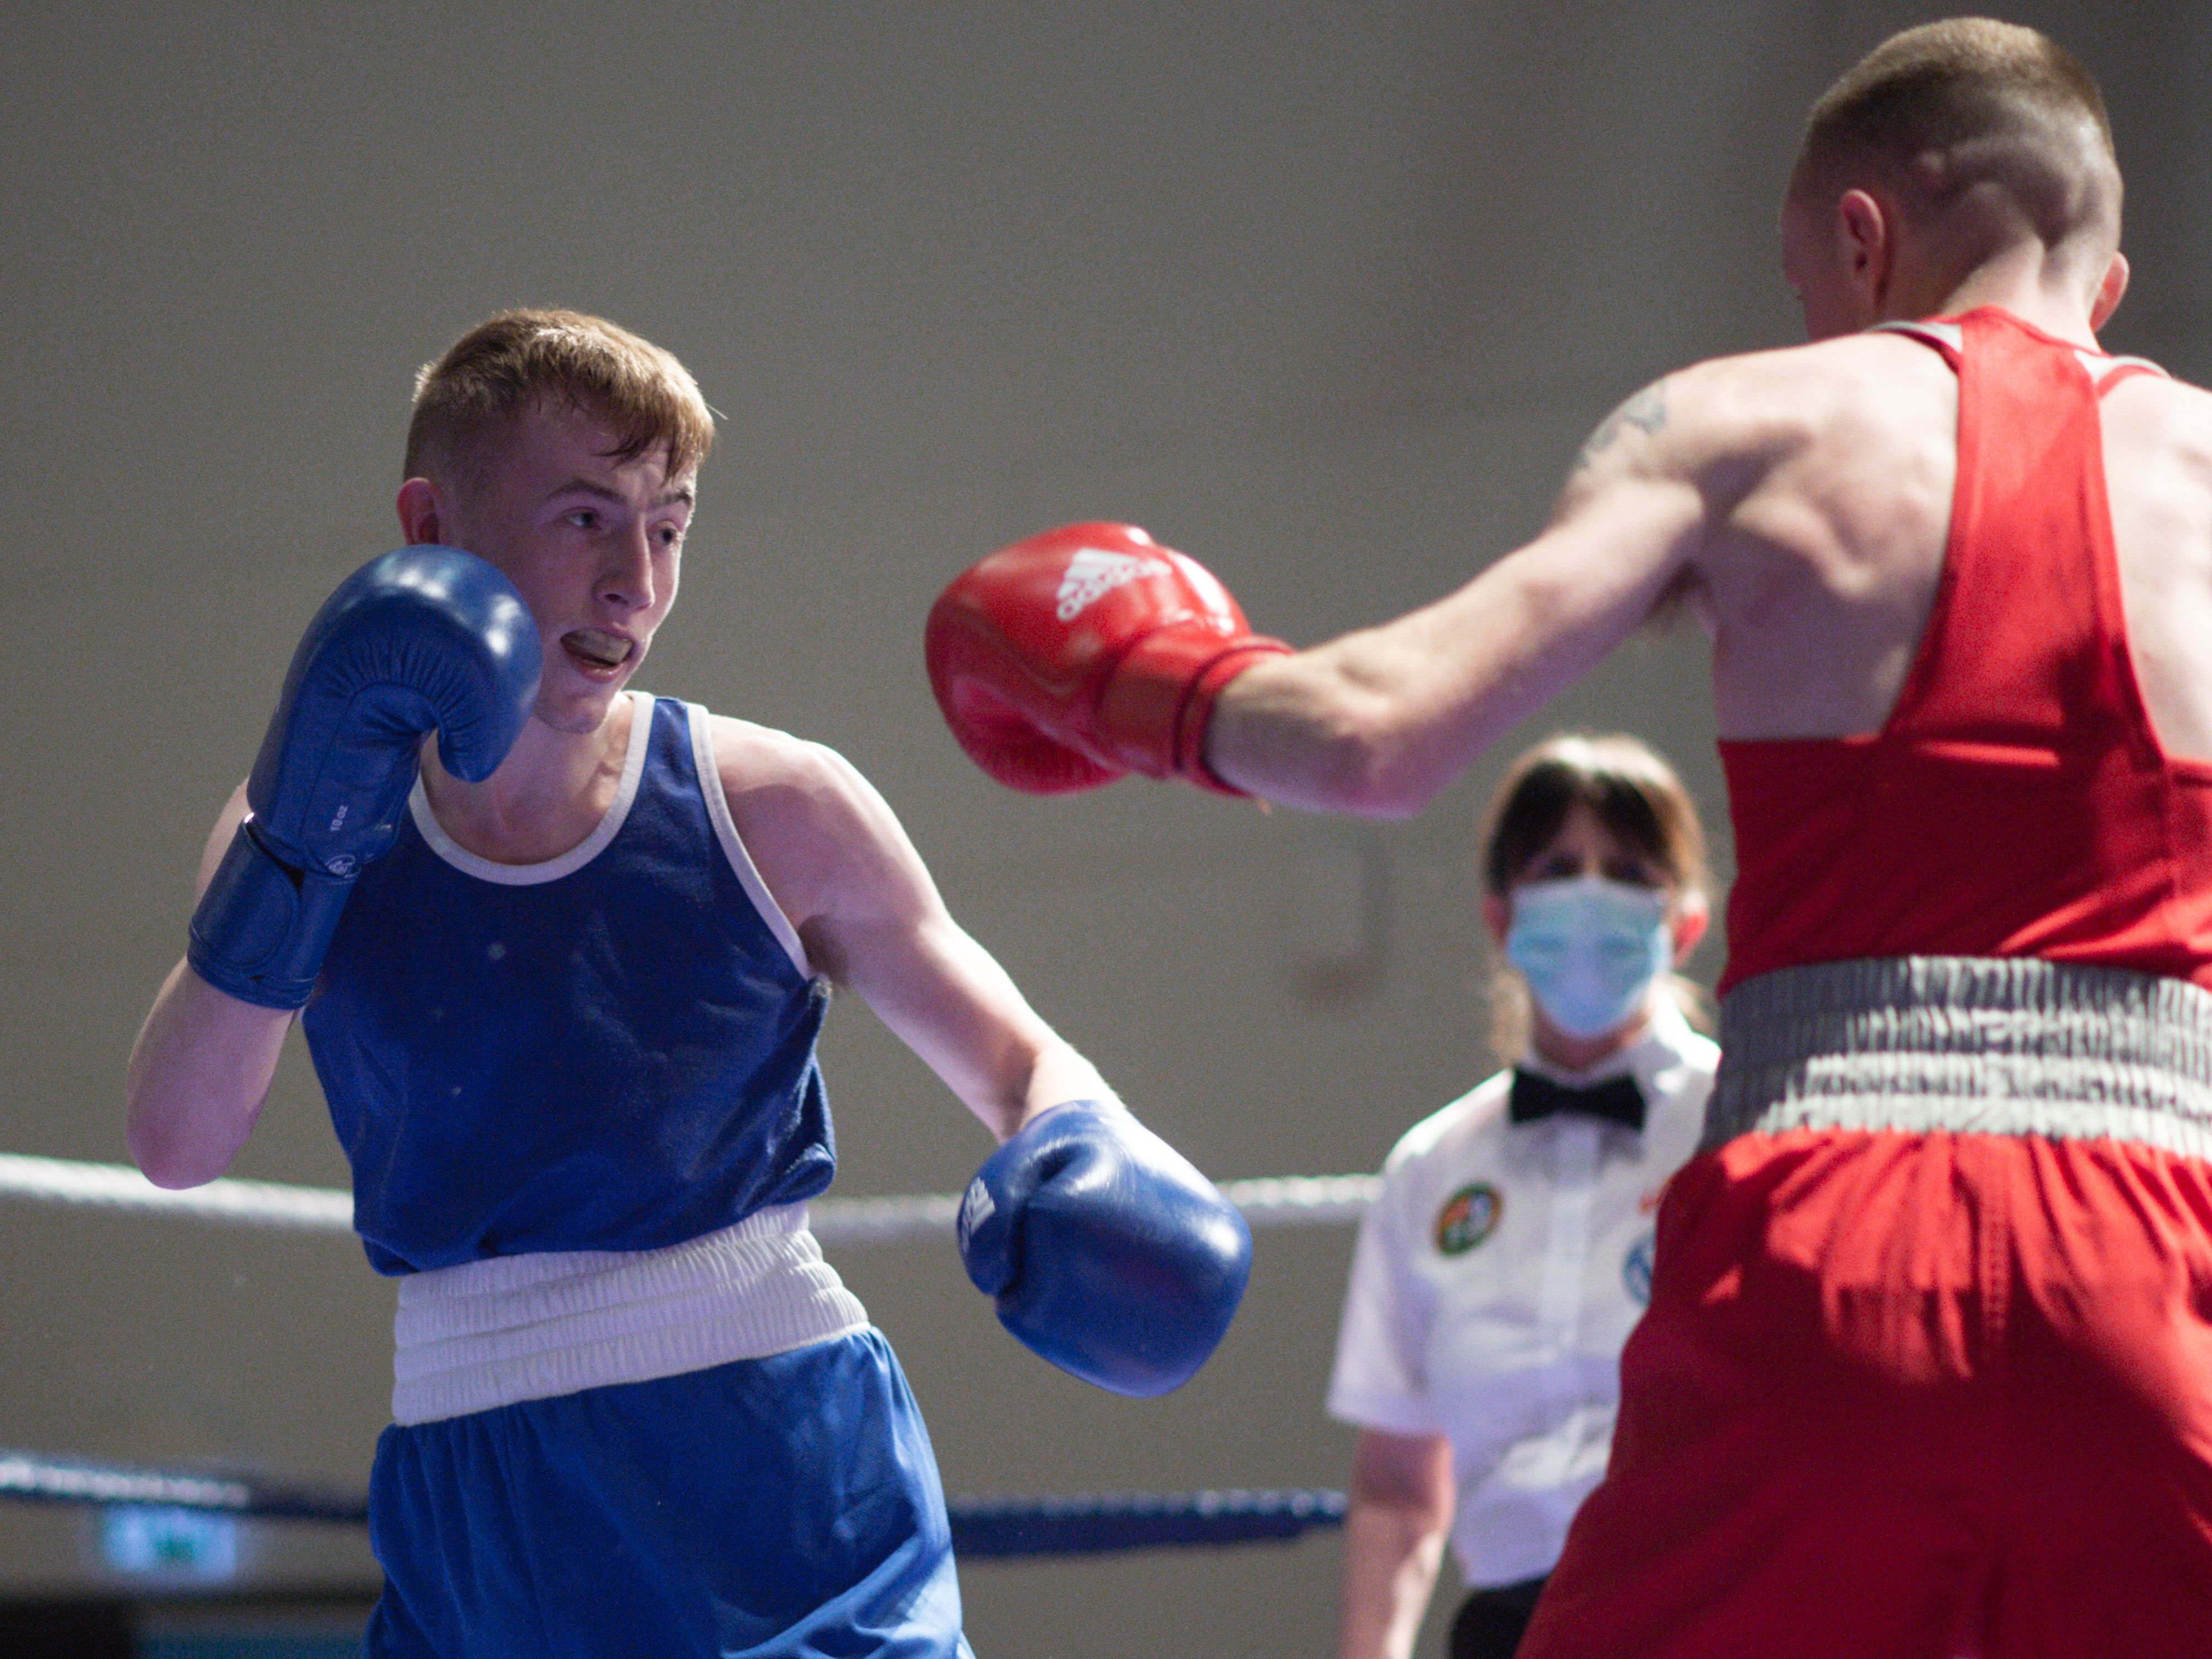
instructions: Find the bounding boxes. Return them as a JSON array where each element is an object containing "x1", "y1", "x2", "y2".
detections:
[{"x1": 1504, "y1": 874, "x2": 1672, "y2": 1040}]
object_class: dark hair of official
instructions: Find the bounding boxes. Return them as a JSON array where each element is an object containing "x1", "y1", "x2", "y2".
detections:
[
  {"x1": 1479, "y1": 733, "x2": 1712, "y2": 1056},
  {"x1": 1481, "y1": 734, "x2": 1708, "y2": 899}
]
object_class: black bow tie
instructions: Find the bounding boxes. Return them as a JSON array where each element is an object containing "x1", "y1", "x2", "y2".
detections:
[{"x1": 1509, "y1": 1069, "x2": 1647, "y2": 1132}]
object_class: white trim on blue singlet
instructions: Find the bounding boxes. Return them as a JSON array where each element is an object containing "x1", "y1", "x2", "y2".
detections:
[
  {"x1": 687, "y1": 703, "x2": 813, "y2": 979},
  {"x1": 406, "y1": 689, "x2": 654, "y2": 886}
]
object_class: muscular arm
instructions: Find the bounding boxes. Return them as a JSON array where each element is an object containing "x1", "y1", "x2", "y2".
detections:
[
  {"x1": 716, "y1": 721, "x2": 1113, "y2": 1142},
  {"x1": 124, "y1": 784, "x2": 294, "y2": 1187},
  {"x1": 1206, "y1": 377, "x2": 1723, "y2": 816},
  {"x1": 1338, "y1": 1427, "x2": 1456, "y2": 1659}
]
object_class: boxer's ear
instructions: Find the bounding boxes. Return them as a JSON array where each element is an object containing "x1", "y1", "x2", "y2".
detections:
[
  {"x1": 1836, "y1": 188, "x2": 1893, "y2": 320},
  {"x1": 2091, "y1": 251, "x2": 2130, "y2": 332},
  {"x1": 397, "y1": 476, "x2": 444, "y2": 546}
]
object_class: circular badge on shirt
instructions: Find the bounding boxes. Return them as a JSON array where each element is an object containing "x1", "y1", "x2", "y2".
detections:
[
  {"x1": 1623, "y1": 1230, "x2": 1657, "y2": 1305},
  {"x1": 1434, "y1": 1183, "x2": 1502, "y2": 1256}
]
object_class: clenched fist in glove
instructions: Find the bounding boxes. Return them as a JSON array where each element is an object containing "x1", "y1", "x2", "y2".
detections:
[
  {"x1": 958, "y1": 1100, "x2": 1252, "y2": 1397},
  {"x1": 188, "y1": 547, "x2": 540, "y2": 1008},
  {"x1": 924, "y1": 522, "x2": 1290, "y2": 795}
]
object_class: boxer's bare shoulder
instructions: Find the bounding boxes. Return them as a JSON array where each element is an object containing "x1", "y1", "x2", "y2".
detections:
[
  {"x1": 702, "y1": 714, "x2": 926, "y2": 963},
  {"x1": 1201, "y1": 337, "x2": 1967, "y2": 809},
  {"x1": 2100, "y1": 367, "x2": 2212, "y2": 496},
  {"x1": 701, "y1": 715, "x2": 1107, "y2": 1140},
  {"x1": 1466, "y1": 333, "x2": 1963, "y2": 745},
  {"x1": 2100, "y1": 373, "x2": 2212, "y2": 759},
  {"x1": 1561, "y1": 334, "x2": 1951, "y2": 498},
  {"x1": 1657, "y1": 334, "x2": 1962, "y2": 738}
]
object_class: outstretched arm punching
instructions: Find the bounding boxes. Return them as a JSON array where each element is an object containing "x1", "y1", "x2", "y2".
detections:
[
  {"x1": 926, "y1": 373, "x2": 1739, "y2": 817},
  {"x1": 711, "y1": 718, "x2": 1109, "y2": 1143},
  {"x1": 1207, "y1": 380, "x2": 1709, "y2": 815},
  {"x1": 714, "y1": 721, "x2": 1251, "y2": 1397}
]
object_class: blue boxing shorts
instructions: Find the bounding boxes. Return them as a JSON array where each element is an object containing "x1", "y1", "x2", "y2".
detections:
[{"x1": 365, "y1": 1327, "x2": 973, "y2": 1658}]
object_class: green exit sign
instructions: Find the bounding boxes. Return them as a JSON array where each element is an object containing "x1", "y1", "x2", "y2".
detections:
[{"x1": 99, "y1": 1505, "x2": 240, "y2": 1581}]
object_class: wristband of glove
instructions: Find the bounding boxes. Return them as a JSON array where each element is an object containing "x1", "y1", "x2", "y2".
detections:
[
  {"x1": 186, "y1": 819, "x2": 357, "y2": 1009},
  {"x1": 1096, "y1": 633, "x2": 1291, "y2": 796}
]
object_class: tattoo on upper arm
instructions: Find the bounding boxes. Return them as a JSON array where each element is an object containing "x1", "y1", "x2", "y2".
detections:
[{"x1": 1572, "y1": 379, "x2": 1669, "y2": 473}]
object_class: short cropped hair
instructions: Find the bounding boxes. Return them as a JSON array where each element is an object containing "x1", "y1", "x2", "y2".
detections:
[
  {"x1": 404, "y1": 309, "x2": 715, "y2": 495},
  {"x1": 1791, "y1": 18, "x2": 2119, "y2": 255},
  {"x1": 1480, "y1": 733, "x2": 1712, "y2": 1053}
]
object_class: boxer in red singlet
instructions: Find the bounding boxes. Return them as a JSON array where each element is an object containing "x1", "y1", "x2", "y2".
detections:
[{"x1": 924, "y1": 18, "x2": 2212, "y2": 1655}]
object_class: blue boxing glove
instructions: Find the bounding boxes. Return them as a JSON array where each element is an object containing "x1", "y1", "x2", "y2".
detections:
[
  {"x1": 187, "y1": 546, "x2": 540, "y2": 1008},
  {"x1": 958, "y1": 1100, "x2": 1252, "y2": 1397}
]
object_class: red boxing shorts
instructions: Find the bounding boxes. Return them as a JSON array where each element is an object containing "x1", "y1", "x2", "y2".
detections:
[{"x1": 1521, "y1": 958, "x2": 2212, "y2": 1659}]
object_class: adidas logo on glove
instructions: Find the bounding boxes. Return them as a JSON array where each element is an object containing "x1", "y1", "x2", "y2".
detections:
[
  {"x1": 1056, "y1": 549, "x2": 1168, "y2": 623},
  {"x1": 957, "y1": 1176, "x2": 996, "y2": 1247}
]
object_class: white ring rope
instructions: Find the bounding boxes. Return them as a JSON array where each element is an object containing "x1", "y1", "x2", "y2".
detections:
[
  {"x1": 0, "y1": 1451, "x2": 257, "y2": 1514},
  {"x1": 0, "y1": 1154, "x2": 353, "y2": 1234},
  {"x1": 0, "y1": 1154, "x2": 1377, "y2": 1246}
]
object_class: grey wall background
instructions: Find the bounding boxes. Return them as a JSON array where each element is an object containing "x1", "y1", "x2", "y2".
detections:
[{"x1": 2, "y1": 2, "x2": 2207, "y2": 1653}]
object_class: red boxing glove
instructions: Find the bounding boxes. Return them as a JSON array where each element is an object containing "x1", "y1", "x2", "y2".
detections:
[{"x1": 925, "y1": 523, "x2": 1291, "y2": 796}]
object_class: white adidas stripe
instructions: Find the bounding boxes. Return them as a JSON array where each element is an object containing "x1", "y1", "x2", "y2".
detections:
[{"x1": 1055, "y1": 547, "x2": 1168, "y2": 622}]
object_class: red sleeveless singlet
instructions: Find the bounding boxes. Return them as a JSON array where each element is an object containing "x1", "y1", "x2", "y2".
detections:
[{"x1": 1718, "y1": 306, "x2": 2212, "y2": 994}]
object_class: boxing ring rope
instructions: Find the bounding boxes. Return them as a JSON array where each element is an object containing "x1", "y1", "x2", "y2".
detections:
[
  {"x1": 0, "y1": 1153, "x2": 1380, "y2": 1245},
  {"x1": 0, "y1": 1447, "x2": 1348, "y2": 1557},
  {"x1": 0, "y1": 1151, "x2": 1373, "y2": 1557}
]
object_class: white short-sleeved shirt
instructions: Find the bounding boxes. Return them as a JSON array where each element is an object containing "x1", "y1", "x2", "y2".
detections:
[{"x1": 1327, "y1": 996, "x2": 1718, "y2": 1588}]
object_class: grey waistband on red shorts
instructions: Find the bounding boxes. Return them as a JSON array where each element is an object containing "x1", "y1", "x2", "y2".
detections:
[{"x1": 1700, "y1": 956, "x2": 2212, "y2": 1156}]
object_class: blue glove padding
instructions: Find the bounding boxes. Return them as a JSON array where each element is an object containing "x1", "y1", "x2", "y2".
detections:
[
  {"x1": 958, "y1": 1100, "x2": 1252, "y2": 1398},
  {"x1": 187, "y1": 546, "x2": 540, "y2": 1008}
]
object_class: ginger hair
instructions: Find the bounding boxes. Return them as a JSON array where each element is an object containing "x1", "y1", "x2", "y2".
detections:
[{"x1": 404, "y1": 309, "x2": 714, "y2": 496}]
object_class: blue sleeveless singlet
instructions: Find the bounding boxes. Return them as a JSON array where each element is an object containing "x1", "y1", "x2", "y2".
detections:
[{"x1": 301, "y1": 694, "x2": 836, "y2": 1275}]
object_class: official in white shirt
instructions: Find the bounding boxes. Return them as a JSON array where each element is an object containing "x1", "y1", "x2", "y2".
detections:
[{"x1": 1329, "y1": 734, "x2": 1719, "y2": 1659}]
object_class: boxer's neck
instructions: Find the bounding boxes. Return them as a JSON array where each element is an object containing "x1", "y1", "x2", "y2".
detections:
[
  {"x1": 1912, "y1": 241, "x2": 2106, "y2": 350},
  {"x1": 418, "y1": 691, "x2": 636, "y2": 865}
]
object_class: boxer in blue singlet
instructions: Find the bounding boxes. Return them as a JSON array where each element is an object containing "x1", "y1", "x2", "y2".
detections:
[{"x1": 125, "y1": 309, "x2": 1250, "y2": 1657}]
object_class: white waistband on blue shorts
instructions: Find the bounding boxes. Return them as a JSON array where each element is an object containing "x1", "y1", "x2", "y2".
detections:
[{"x1": 390, "y1": 1205, "x2": 871, "y2": 1426}]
